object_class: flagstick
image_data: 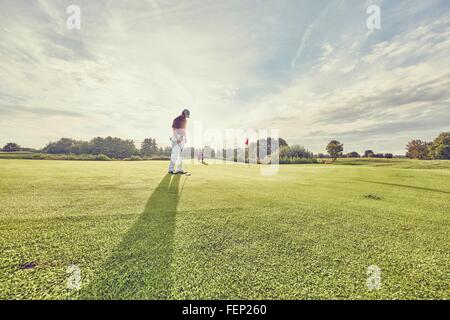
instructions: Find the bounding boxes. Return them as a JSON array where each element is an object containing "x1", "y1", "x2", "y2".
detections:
[{"x1": 245, "y1": 137, "x2": 249, "y2": 168}]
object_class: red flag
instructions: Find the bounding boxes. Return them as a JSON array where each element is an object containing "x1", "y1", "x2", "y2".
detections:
[{"x1": 245, "y1": 138, "x2": 249, "y2": 146}]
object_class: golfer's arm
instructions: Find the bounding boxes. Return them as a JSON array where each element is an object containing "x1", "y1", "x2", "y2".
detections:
[{"x1": 173, "y1": 129, "x2": 182, "y2": 143}]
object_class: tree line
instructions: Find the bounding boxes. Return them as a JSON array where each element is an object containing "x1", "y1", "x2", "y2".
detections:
[
  {"x1": 405, "y1": 132, "x2": 450, "y2": 160},
  {"x1": 325, "y1": 140, "x2": 394, "y2": 161},
  {"x1": 324, "y1": 132, "x2": 449, "y2": 161},
  {"x1": 1, "y1": 137, "x2": 171, "y2": 160},
  {"x1": 1, "y1": 136, "x2": 313, "y2": 163},
  {"x1": 2, "y1": 132, "x2": 449, "y2": 161}
]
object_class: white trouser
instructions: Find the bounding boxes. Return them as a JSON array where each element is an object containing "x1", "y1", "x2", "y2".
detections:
[{"x1": 169, "y1": 138, "x2": 185, "y2": 172}]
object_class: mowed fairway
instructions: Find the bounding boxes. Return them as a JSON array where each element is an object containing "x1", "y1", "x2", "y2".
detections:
[{"x1": 0, "y1": 159, "x2": 449, "y2": 299}]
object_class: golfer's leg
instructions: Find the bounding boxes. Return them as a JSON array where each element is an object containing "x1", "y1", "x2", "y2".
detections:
[
  {"x1": 176, "y1": 142, "x2": 184, "y2": 172},
  {"x1": 169, "y1": 141, "x2": 177, "y2": 172}
]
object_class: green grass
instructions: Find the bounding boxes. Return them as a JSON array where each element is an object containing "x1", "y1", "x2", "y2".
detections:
[
  {"x1": 0, "y1": 152, "x2": 34, "y2": 159},
  {"x1": 0, "y1": 159, "x2": 449, "y2": 299},
  {"x1": 335, "y1": 157, "x2": 450, "y2": 169}
]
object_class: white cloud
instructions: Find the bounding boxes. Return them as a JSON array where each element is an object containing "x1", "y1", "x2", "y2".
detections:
[{"x1": 240, "y1": 11, "x2": 450, "y2": 153}]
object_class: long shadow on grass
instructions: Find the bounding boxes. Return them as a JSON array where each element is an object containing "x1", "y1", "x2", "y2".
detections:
[
  {"x1": 357, "y1": 179, "x2": 450, "y2": 194},
  {"x1": 80, "y1": 174, "x2": 181, "y2": 299}
]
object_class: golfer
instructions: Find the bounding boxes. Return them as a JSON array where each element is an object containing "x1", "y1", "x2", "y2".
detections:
[{"x1": 168, "y1": 109, "x2": 190, "y2": 174}]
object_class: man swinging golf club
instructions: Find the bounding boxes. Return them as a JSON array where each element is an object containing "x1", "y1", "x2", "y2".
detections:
[{"x1": 168, "y1": 109, "x2": 190, "y2": 174}]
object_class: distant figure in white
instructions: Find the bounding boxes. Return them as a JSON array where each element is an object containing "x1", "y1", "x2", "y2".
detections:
[{"x1": 168, "y1": 109, "x2": 190, "y2": 174}]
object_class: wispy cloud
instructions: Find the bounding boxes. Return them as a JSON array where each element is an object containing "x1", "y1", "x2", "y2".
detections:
[{"x1": 290, "y1": 1, "x2": 338, "y2": 69}]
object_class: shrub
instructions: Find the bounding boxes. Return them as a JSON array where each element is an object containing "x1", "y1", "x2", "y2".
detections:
[
  {"x1": 279, "y1": 157, "x2": 318, "y2": 164},
  {"x1": 94, "y1": 154, "x2": 111, "y2": 161},
  {"x1": 43, "y1": 137, "x2": 139, "y2": 159},
  {"x1": 124, "y1": 155, "x2": 142, "y2": 161},
  {"x1": 280, "y1": 145, "x2": 314, "y2": 159},
  {"x1": 373, "y1": 153, "x2": 385, "y2": 158},
  {"x1": 148, "y1": 156, "x2": 171, "y2": 161},
  {"x1": 346, "y1": 151, "x2": 361, "y2": 158}
]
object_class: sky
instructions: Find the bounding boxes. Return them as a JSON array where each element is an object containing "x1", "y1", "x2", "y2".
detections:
[{"x1": 0, "y1": 0, "x2": 449, "y2": 154}]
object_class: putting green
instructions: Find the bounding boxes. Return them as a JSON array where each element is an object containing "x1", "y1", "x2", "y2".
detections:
[{"x1": 0, "y1": 159, "x2": 448, "y2": 299}]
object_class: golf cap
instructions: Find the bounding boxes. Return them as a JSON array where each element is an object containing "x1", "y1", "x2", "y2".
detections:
[{"x1": 182, "y1": 109, "x2": 190, "y2": 118}]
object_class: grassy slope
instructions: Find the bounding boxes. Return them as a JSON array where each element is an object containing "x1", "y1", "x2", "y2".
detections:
[{"x1": 0, "y1": 159, "x2": 448, "y2": 299}]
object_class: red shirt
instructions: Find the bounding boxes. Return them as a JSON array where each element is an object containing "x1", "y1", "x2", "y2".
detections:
[{"x1": 172, "y1": 115, "x2": 187, "y2": 129}]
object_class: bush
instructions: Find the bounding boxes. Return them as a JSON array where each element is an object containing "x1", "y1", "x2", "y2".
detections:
[
  {"x1": 0, "y1": 152, "x2": 166, "y2": 161},
  {"x1": 147, "y1": 156, "x2": 171, "y2": 161},
  {"x1": 22, "y1": 153, "x2": 112, "y2": 161},
  {"x1": 94, "y1": 154, "x2": 111, "y2": 161},
  {"x1": 317, "y1": 153, "x2": 331, "y2": 159},
  {"x1": 280, "y1": 157, "x2": 318, "y2": 164},
  {"x1": 43, "y1": 137, "x2": 139, "y2": 159},
  {"x1": 346, "y1": 151, "x2": 361, "y2": 158},
  {"x1": 30, "y1": 154, "x2": 61, "y2": 160},
  {"x1": 124, "y1": 155, "x2": 142, "y2": 161},
  {"x1": 373, "y1": 153, "x2": 385, "y2": 158},
  {"x1": 280, "y1": 145, "x2": 314, "y2": 159}
]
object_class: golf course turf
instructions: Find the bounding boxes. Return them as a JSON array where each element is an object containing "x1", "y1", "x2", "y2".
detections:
[{"x1": 0, "y1": 159, "x2": 448, "y2": 299}]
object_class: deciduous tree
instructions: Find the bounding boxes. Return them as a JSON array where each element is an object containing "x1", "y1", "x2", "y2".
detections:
[
  {"x1": 428, "y1": 132, "x2": 450, "y2": 160},
  {"x1": 140, "y1": 138, "x2": 158, "y2": 157},
  {"x1": 406, "y1": 140, "x2": 430, "y2": 159},
  {"x1": 326, "y1": 140, "x2": 343, "y2": 161},
  {"x1": 2, "y1": 142, "x2": 20, "y2": 152}
]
